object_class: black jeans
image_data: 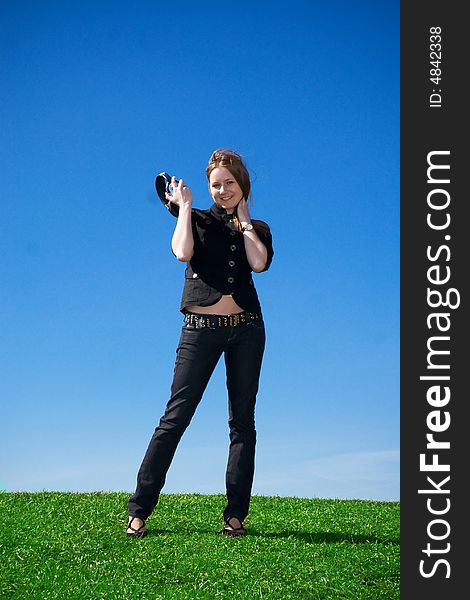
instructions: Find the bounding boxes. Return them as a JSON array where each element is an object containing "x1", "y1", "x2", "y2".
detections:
[{"x1": 127, "y1": 316, "x2": 266, "y2": 523}]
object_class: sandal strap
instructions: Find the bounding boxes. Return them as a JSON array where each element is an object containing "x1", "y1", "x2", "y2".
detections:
[
  {"x1": 224, "y1": 517, "x2": 244, "y2": 530},
  {"x1": 223, "y1": 517, "x2": 245, "y2": 534},
  {"x1": 128, "y1": 516, "x2": 146, "y2": 532},
  {"x1": 224, "y1": 526, "x2": 244, "y2": 531}
]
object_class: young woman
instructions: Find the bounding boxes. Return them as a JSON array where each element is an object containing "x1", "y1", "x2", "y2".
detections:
[{"x1": 127, "y1": 148, "x2": 273, "y2": 538}]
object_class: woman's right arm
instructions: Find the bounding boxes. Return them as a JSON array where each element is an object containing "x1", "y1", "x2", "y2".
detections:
[{"x1": 169, "y1": 178, "x2": 194, "y2": 262}]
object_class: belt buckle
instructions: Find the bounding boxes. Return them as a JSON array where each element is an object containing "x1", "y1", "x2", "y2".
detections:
[{"x1": 185, "y1": 314, "x2": 196, "y2": 329}]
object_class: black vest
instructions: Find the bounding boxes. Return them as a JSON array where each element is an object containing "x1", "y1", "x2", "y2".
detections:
[{"x1": 179, "y1": 203, "x2": 273, "y2": 313}]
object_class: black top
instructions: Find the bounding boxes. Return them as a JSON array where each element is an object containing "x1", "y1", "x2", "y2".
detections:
[{"x1": 179, "y1": 203, "x2": 274, "y2": 314}]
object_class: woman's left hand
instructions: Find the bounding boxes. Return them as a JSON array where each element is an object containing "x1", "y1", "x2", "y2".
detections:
[{"x1": 236, "y1": 198, "x2": 251, "y2": 223}]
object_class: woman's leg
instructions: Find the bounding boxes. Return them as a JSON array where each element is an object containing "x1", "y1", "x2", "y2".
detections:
[
  {"x1": 128, "y1": 327, "x2": 225, "y2": 520},
  {"x1": 223, "y1": 320, "x2": 266, "y2": 523}
]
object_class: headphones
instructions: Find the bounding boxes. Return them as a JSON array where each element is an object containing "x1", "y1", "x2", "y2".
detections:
[{"x1": 155, "y1": 172, "x2": 179, "y2": 217}]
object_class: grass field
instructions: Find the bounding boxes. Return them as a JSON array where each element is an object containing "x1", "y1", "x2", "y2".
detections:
[{"x1": 0, "y1": 492, "x2": 399, "y2": 599}]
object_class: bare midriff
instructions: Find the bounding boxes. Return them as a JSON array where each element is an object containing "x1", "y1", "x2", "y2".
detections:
[{"x1": 185, "y1": 294, "x2": 245, "y2": 315}]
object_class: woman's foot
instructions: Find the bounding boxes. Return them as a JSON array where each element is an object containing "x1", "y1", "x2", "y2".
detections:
[
  {"x1": 222, "y1": 516, "x2": 246, "y2": 538},
  {"x1": 126, "y1": 516, "x2": 147, "y2": 538}
]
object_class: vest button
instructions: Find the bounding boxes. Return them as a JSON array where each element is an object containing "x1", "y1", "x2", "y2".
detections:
[
  {"x1": 192, "y1": 273, "x2": 198, "y2": 278},
  {"x1": 230, "y1": 245, "x2": 237, "y2": 251},
  {"x1": 228, "y1": 260, "x2": 235, "y2": 267},
  {"x1": 227, "y1": 277, "x2": 235, "y2": 283},
  {"x1": 230, "y1": 230, "x2": 237, "y2": 236}
]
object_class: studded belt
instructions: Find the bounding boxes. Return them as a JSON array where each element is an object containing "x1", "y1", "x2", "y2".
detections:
[{"x1": 183, "y1": 311, "x2": 263, "y2": 329}]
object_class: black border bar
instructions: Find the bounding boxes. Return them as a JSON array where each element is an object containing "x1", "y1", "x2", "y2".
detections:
[{"x1": 400, "y1": 3, "x2": 467, "y2": 597}]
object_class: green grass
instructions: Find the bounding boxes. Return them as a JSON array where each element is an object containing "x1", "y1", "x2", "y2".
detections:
[{"x1": 0, "y1": 492, "x2": 399, "y2": 599}]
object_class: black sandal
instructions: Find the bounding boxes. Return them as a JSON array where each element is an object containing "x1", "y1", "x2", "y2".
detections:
[
  {"x1": 126, "y1": 516, "x2": 147, "y2": 538},
  {"x1": 222, "y1": 516, "x2": 246, "y2": 538}
]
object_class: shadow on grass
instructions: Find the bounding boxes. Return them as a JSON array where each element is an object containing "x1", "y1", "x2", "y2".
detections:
[
  {"x1": 139, "y1": 527, "x2": 399, "y2": 546},
  {"x1": 248, "y1": 529, "x2": 399, "y2": 545}
]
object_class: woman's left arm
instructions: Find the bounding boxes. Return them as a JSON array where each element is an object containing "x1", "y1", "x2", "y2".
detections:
[{"x1": 237, "y1": 199, "x2": 268, "y2": 273}]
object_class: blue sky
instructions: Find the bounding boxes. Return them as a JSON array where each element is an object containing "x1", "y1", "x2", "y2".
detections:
[{"x1": 1, "y1": 0, "x2": 399, "y2": 501}]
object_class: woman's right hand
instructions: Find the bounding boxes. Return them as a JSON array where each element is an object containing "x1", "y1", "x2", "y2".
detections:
[{"x1": 166, "y1": 176, "x2": 192, "y2": 209}]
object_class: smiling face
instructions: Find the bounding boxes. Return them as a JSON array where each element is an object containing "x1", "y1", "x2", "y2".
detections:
[{"x1": 209, "y1": 166, "x2": 244, "y2": 213}]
